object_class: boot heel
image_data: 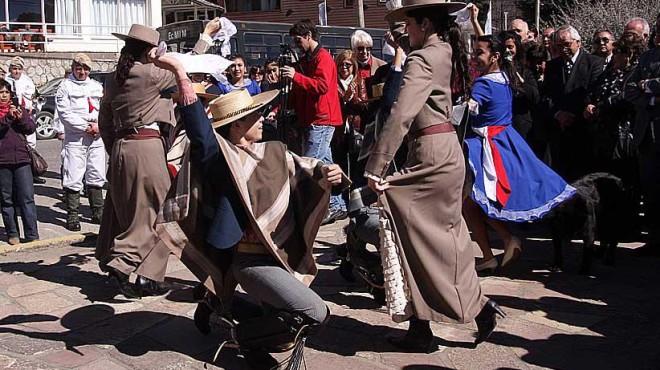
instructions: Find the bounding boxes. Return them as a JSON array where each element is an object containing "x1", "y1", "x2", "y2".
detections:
[{"x1": 490, "y1": 300, "x2": 506, "y2": 318}]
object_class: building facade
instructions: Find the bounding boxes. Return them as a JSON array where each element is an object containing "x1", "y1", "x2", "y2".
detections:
[
  {"x1": 222, "y1": 0, "x2": 390, "y2": 29},
  {"x1": 0, "y1": 0, "x2": 162, "y2": 53}
]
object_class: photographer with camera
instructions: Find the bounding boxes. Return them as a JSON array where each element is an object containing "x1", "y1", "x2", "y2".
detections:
[
  {"x1": 0, "y1": 79, "x2": 39, "y2": 245},
  {"x1": 282, "y1": 19, "x2": 346, "y2": 224}
]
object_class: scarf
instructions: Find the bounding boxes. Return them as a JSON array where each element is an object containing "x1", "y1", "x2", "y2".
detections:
[
  {"x1": 339, "y1": 75, "x2": 354, "y2": 92},
  {"x1": 0, "y1": 102, "x2": 10, "y2": 119}
]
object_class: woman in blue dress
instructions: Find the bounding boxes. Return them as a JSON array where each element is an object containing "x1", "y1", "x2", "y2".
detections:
[{"x1": 463, "y1": 35, "x2": 576, "y2": 272}]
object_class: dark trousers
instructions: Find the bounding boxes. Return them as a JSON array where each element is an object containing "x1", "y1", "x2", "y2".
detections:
[
  {"x1": 549, "y1": 124, "x2": 596, "y2": 182},
  {"x1": 638, "y1": 131, "x2": 660, "y2": 245},
  {"x1": 0, "y1": 163, "x2": 39, "y2": 240}
]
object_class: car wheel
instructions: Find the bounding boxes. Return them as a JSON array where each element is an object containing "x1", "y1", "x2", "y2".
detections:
[{"x1": 35, "y1": 111, "x2": 56, "y2": 140}]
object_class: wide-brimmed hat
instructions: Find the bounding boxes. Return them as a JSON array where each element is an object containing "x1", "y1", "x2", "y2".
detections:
[
  {"x1": 209, "y1": 89, "x2": 279, "y2": 128},
  {"x1": 172, "y1": 83, "x2": 220, "y2": 101},
  {"x1": 112, "y1": 24, "x2": 159, "y2": 47},
  {"x1": 386, "y1": 0, "x2": 467, "y2": 22}
]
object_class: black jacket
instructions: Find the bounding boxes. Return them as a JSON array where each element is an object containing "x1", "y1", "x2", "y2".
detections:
[{"x1": 543, "y1": 49, "x2": 605, "y2": 117}]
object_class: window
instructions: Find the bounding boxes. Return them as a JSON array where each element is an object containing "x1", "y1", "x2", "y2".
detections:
[
  {"x1": 320, "y1": 35, "x2": 350, "y2": 56},
  {"x1": 55, "y1": 0, "x2": 80, "y2": 34},
  {"x1": 225, "y1": 0, "x2": 280, "y2": 12},
  {"x1": 91, "y1": 0, "x2": 146, "y2": 35},
  {"x1": 243, "y1": 32, "x2": 283, "y2": 63},
  {"x1": 9, "y1": 0, "x2": 42, "y2": 24}
]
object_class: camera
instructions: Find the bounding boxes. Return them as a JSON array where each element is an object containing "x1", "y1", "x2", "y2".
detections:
[
  {"x1": 11, "y1": 95, "x2": 19, "y2": 107},
  {"x1": 278, "y1": 43, "x2": 297, "y2": 68}
]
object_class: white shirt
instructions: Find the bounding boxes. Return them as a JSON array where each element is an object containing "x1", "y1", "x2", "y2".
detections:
[
  {"x1": 55, "y1": 75, "x2": 104, "y2": 144},
  {"x1": 6, "y1": 73, "x2": 35, "y2": 110}
]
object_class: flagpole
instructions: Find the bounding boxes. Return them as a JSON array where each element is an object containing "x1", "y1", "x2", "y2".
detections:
[
  {"x1": 535, "y1": 0, "x2": 540, "y2": 34},
  {"x1": 358, "y1": 0, "x2": 365, "y2": 28}
]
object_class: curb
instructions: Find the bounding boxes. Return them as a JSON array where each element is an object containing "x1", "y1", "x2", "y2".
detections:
[{"x1": 0, "y1": 232, "x2": 97, "y2": 254}]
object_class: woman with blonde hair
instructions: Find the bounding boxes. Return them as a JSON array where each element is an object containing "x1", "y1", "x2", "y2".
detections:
[{"x1": 334, "y1": 50, "x2": 368, "y2": 181}]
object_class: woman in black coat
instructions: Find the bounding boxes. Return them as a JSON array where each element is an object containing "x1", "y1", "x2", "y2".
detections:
[
  {"x1": 500, "y1": 31, "x2": 540, "y2": 141},
  {"x1": 0, "y1": 79, "x2": 38, "y2": 245}
]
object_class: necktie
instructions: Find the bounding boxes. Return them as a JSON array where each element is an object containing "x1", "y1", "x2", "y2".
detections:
[{"x1": 565, "y1": 60, "x2": 573, "y2": 77}]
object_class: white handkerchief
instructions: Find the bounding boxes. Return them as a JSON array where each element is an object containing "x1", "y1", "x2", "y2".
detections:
[{"x1": 167, "y1": 52, "x2": 233, "y2": 84}]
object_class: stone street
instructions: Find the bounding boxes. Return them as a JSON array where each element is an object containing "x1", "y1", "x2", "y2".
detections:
[
  {"x1": 0, "y1": 140, "x2": 659, "y2": 369},
  {"x1": 0, "y1": 220, "x2": 659, "y2": 369}
]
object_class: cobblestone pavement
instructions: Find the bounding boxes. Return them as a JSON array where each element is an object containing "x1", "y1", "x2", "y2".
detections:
[{"x1": 0, "y1": 217, "x2": 659, "y2": 370}]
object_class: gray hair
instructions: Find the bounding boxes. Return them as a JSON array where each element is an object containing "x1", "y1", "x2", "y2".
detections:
[
  {"x1": 626, "y1": 17, "x2": 650, "y2": 36},
  {"x1": 351, "y1": 30, "x2": 374, "y2": 49},
  {"x1": 555, "y1": 25, "x2": 581, "y2": 42}
]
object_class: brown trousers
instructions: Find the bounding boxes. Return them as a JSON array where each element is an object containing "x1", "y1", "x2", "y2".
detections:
[{"x1": 96, "y1": 138, "x2": 172, "y2": 281}]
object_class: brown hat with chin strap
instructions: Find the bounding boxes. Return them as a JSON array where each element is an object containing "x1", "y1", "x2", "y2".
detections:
[
  {"x1": 112, "y1": 24, "x2": 160, "y2": 47},
  {"x1": 386, "y1": 0, "x2": 466, "y2": 22},
  {"x1": 209, "y1": 89, "x2": 279, "y2": 128}
]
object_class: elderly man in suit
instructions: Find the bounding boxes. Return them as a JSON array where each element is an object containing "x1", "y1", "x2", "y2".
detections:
[
  {"x1": 625, "y1": 44, "x2": 660, "y2": 256},
  {"x1": 543, "y1": 25, "x2": 604, "y2": 181}
]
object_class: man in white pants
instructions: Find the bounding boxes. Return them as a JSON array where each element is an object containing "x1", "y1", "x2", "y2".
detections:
[
  {"x1": 5, "y1": 57, "x2": 44, "y2": 184},
  {"x1": 55, "y1": 53, "x2": 106, "y2": 231}
]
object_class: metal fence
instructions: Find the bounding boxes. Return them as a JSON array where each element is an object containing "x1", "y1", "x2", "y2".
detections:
[{"x1": 0, "y1": 21, "x2": 130, "y2": 52}]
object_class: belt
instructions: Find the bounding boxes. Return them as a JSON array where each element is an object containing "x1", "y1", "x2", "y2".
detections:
[
  {"x1": 236, "y1": 242, "x2": 270, "y2": 254},
  {"x1": 118, "y1": 128, "x2": 161, "y2": 140},
  {"x1": 411, "y1": 122, "x2": 454, "y2": 139}
]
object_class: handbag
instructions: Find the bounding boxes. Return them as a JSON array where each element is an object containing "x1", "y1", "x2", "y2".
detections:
[{"x1": 20, "y1": 134, "x2": 48, "y2": 176}]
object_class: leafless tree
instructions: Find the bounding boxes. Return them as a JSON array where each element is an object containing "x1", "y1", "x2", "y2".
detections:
[{"x1": 545, "y1": 0, "x2": 660, "y2": 42}]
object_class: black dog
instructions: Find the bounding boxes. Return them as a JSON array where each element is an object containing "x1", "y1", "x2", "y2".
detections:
[{"x1": 545, "y1": 172, "x2": 628, "y2": 274}]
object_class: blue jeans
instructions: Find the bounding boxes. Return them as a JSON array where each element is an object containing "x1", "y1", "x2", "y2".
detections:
[
  {"x1": 304, "y1": 124, "x2": 346, "y2": 212},
  {"x1": 0, "y1": 163, "x2": 39, "y2": 240}
]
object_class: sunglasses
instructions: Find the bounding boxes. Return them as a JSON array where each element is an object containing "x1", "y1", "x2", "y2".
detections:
[
  {"x1": 340, "y1": 62, "x2": 353, "y2": 68},
  {"x1": 356, "y1": 46, "x2": 372, "y2": 52},
  {"x1": 593, "y1": 37, "x2": 611, "y2": 44}
]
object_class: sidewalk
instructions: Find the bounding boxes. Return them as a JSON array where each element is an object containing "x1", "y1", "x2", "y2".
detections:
[{"x1": 0, "y1": 218, "x2": 658, "y2": 369}]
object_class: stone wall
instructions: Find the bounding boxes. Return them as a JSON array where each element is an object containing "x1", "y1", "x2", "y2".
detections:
[{"x1": 1, "y1": 52, "x2": 118, "y2": 87}]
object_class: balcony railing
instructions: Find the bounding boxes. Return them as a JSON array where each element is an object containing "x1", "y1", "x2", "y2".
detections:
[{"x1": 0, "y1": 21, "x2": 132, "y2": 53}]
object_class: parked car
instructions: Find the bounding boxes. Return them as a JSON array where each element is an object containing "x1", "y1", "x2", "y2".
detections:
[{"x1": 33, "y1": 71, "x2": 111, "y2": 140}]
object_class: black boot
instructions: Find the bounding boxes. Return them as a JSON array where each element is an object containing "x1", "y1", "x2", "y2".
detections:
[
  {"x1": 64, "y1": 188, "x2": 81, "y2": 231},
  {"x1": 475, "y1": 299, "x2": 506, "y2": 344},
  {"x1": 108, "y1": 267, "x2": 141, "y2": 299},
  {"x1": 135, "y1": 275, "x2": 171, "y2": 297},
  {"x1": 194, "y1": 301, "x2": 213, "y2": 335},
  {"x1": 387, "y1": 317, "x2": 435, "y2": 353},
  {"x1": 87, "y1": 186, "x2": 104, "y2": 224}
]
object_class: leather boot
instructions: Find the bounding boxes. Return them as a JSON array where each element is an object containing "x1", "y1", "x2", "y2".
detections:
[
  {"x1": 64, "y1": 188, "x2": 81, "y2": 232},
  {"x1": 387, "y1": 317, "x2": 435, "y2": 353},
  {"x1": 87, "y1": 186, "x2": 104, "y2": 224}
]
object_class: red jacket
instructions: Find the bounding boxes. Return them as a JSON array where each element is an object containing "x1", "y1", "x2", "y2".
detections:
[{"x1": 291, "y1": 46, "x2": 343, "y2": 127}]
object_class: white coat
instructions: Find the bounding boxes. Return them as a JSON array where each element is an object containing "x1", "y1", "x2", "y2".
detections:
[
  {"x1": 6, "y1": 73, "x2": 37, "y2": 148},
  {"x1": 55, "y1": 75, "x2": 106, "y2": 191}
]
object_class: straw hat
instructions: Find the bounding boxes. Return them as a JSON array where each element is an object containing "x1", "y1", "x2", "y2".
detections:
[
  {"x1": 172, "y1": 83, "x2": 220, "y2": 101},
  {"x1": 112, "y1": 24, "x2": 160, "y2": 47},
  {"x1": 386, "y1": 0, "x2": 466, "y2": 22},
  {"x1": 209, "y1": 89, "x2": 279, "y2": 128}
]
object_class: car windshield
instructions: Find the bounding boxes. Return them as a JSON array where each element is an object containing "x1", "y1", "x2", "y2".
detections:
[{"x1": 37, "y1": 77, "x2": 64, "y2": 96}]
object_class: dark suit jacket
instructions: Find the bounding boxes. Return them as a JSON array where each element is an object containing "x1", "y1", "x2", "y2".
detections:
[
  {"x1": 180, "y1": 101, "x2": 247, "y2": 249},
  {"x1": 543, "y1": 49, "x2": 605, "y2": 117},
  {"x1": 624, "y1": 47, "x2": 660, "y2": 147}
]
